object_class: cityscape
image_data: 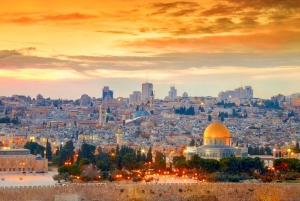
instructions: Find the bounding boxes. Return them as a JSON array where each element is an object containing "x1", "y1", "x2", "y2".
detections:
[{"x1": 1, "y1": 0, "x2": 300, "y2": 200}]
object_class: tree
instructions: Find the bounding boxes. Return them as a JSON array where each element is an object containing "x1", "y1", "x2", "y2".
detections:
[
  {"x1": 77, "y1": 143, "x2": 96, "y2": 163},
  {"x1": 259, "y1": 147, "x2": 265, "y2": 155},
  {"x1": 147, "y1": 147, "x2": 153, "y2": 162},
  {"x1": 172, "y1": 155, "x2": 187, "y2": 169},
  {"x1": 208, "y1": 115, "x2": 212, "y2": 122},
  {"x1": 122, "y1": 153, "x2": 137, "y2": 170},
  {"x1": 69, "y1": 163, "x2": 81, "y2": 176},
  {"x1": 52, "y1": 155, "x2": 60, "y2": 165},
  {"x1": 53, "y1": 174, "x2": 64, "y2": 183},
  {"x1": 219, "y1": 156, "x2": 240, "y2": 175},
  {"x1": 265, "y1": 147, "x2": 272, "y2": 155},
  {"x1": 79, "y1": 158, "x2": 91, "y2": 169},
  {"x1": 24, "y1": 141, "x2": 45, "y2": 157},
  {"x1": 46, "y1": 139, "x2": 52, "y2": 161},
  {"x1": 220, "y1": 115, "x2": 224, "y2": 122},
  {"x1": 96, "y1": 161, "x2": 109, "y2": 171},
  {"x1": 189, "y1": 139, "x2": 195, "y2": 146},
  {"x1": 155, "y1": 151, "x2": 166, "y2": 170},
  {"x1": 81, "y1": 164, "x2": 98, "y2": 181}
]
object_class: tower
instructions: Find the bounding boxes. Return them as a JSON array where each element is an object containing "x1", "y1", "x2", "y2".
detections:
[
  {"x1": 150, "y1": 90, "x2": 154, "y2": 107},
  {"x1": 142, "y1": 82, "x2": 153, "y2": 101},
  {"x1": 116, "y1": 128, "x2": 123, "y2": 146},
  {"x1": 99, "y1": 103, "x2": 106, "y2": 125}
]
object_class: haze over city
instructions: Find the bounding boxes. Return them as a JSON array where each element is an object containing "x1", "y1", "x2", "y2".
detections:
[{"x1": 1, "y1": 0, "x2": 300, "y2": 99}]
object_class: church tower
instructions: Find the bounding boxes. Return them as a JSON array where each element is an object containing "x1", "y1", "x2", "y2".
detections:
[{"x1": 150, "y1": 90, "x2": 154, "y2": 107}]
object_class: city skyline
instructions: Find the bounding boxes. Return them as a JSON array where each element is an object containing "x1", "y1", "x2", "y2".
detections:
[{"x1": 0, "y1": 0, "x2": 300, "y2": 99}]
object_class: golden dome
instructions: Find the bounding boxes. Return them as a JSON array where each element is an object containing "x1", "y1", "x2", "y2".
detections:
[{"x1": 203, "y1": 121, "x2": 231, "y2": 139}]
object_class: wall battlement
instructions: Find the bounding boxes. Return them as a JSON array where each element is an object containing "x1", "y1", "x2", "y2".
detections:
[{"x1": 0, "y1": 183, "x2": 299, "y2": 201}]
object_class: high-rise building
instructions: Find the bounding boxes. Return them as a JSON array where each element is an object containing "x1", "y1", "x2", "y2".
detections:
[
  {"x1": 102, "y1": 86, "x2": 113, "y2": 102},
  {"x1": 218, "y1": 86, "x2": 253, "y2": 102},
  {"x1": 129, "y1": 91, "x2": 141, "y2": 103},
  {"x1": 169, "y1": 86, "x2": 177, "y2": 100},
  {"x1": 36, "y1": 94, "x2": 43, "y2": 103},
  {"x1": 142, "y1": 82, "x2": 153, "y2": 101},
  {"x1": 245, "y1": 86, "x2": 253, "y2": 99}
]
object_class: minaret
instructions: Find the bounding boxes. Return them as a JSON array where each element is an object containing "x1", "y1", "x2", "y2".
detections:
[
  {"x1": 99, "y1": 103, "x2": 106, "y2": 125},
  {"x1": 116, "y1": 128, "x2": 123, "y2": 146}
]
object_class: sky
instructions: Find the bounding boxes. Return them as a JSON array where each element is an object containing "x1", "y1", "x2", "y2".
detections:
[{"x1": 0, "y1": 0, "x2": 300, "y2": 99}]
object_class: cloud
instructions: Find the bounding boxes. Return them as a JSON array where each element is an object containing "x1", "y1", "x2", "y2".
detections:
[
  {"x1": 1, "y1": 12, "x2": 98, "y2": 24},
  {"x1": 120, "y1": 30, "x2": 300, "y2": 53},
  {"x1": 169, "y1": 9, "x2": 198, "y2": 17},
  {"x1": 226, "y1": 0, "x2": 300, "y2": 10},
  {"x1": 95, "y1": 30, "x2": 137, "y2": 35},
  {"x1": 42, "y1": 13, "x2": 98, "y2": 21},
  {"x1": 201, "y1": 4, "x2": 240, "y2": 16},
  {"x1": 150, "y1": 1, "x2": 199, "y2": 16}
]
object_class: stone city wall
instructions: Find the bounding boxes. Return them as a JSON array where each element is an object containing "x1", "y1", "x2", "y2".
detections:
[{"x1": 0, "y1": 183, "x2": 300, "y2": 201}]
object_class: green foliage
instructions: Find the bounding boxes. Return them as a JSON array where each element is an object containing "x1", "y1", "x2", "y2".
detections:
[
  {"x1": 79, "y1": 158, "x2": 91, "y2": 169},
  {"x1": 175, "y1": 106, "x2": 195, "y2": 115},
  {"x1": 248, "y1": 146, "x2": 272, "y2": 156},
  {"x1": 69, "y1": 163, "x2": 81, "y2": 176},
  {"x1": 216, "y1": 101, "x2": 236, "y2": 108},
  {"x1": 173, "y1": 155, "x2": 187, "y2": 169},
  {"x1": 121, "y1": 153, "x2": 137, "y2": 170},
  {"x1": 96, "y1": 161, "x2": 109, "y2": 171},
  {"x1": 52, "y1": 155, "x2": 60, "y2": 165},
  {"x1": 189, "y1": 139, "x2": 195, "y2": 146},
  {"x1": 77, "y1": 143, "x2": 96, "y2": 163},
  {"x1": 188, "y1": 154, "x2": 219, "y2": 173},
  {"x1": 24, "y1": 141, "x2": 45, "y2": 157},
  {"x1": 58, "y1": 165, "x2": 69, "y2": 174},
  {"x1": 147, "y1": 147, "x2": 153, "y2": 162},
  {"x1": 154, "y1": 151, "x2": 166, "y2": 170},
  {"x1": 46, "y1": 139, "x2": 52, "y2": 161},
  {"x1": 208, "y1": 115, "x2": 212, "y2": 122},
  {"x1": 0, "y1": 117, "x2": 11, "y2": 123}
]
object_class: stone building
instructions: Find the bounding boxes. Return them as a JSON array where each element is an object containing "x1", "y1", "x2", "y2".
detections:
[{"x1": 0, "y1": 149, "x2": 48, "y2": 173}]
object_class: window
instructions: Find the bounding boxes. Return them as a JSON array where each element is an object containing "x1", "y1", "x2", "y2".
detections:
[
  {"x1": 0, "y1": 168, "x2": 2, "y2": 171},
  {"x1": 13, "y1": 168, "x2": 15, "y2": 171},
  {"x1": 9, "y1": 168, "x2": 11, "y2": 171}
]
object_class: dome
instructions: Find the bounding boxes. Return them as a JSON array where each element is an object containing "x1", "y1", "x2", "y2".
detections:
[
  {"x1": 203, "y1": 121, "x2": 231, "y2": 139},
  {"x1": 133, "y1": 110, "x2": 150, "y2": 118}
]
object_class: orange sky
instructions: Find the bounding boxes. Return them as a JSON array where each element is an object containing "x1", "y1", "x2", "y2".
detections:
[{"x1": 0, "y1": 0, "x2": 300, "y2": 99}]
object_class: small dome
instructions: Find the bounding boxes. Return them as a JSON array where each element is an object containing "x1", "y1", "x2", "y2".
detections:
[
  {"x1": 134, "y1": 110, "x2": 150, "y2": 118},
  {"x1": 204, "y1": 121, "x2": 231, "y2": 139}
]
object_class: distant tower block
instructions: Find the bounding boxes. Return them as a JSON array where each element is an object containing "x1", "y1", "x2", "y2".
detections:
[
  {"x1": 116, "y1": 128, "x2": 123, "y2": 146},
  {"x1": 99, "y1": 103, "x2": 106, "y2": 125}
]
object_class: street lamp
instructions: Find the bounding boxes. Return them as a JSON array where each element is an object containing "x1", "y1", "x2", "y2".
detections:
[
  {"x1": 288, "y1": 148, "x2": 291, "y2": 158},
  {"x1": 64, "y1": 161, "x2": 71, "y2": 166}
]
